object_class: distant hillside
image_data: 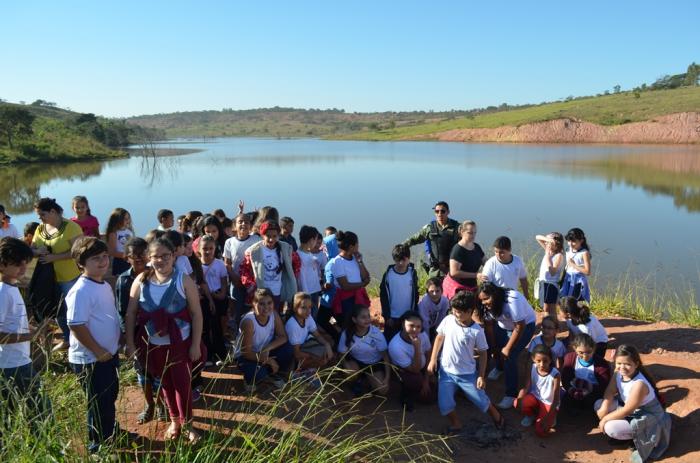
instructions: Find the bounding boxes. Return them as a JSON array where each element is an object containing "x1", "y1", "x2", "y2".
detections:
[
  {"x1": 0, "y1": 101, "x2": 164, "y2": 163},
  {"x1": 127, "y1": 63, "x2": 700, "y2": 141},
  {"x1": 125, "y1": 107, "x2": 509, "y2": 139}
]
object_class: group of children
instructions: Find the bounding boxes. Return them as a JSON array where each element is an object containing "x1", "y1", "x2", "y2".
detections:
[{"x1": 0, "y1": 198, "x2": 672, "y2": 461}]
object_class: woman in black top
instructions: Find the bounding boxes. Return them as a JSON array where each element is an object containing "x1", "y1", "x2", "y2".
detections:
[{"x1": 448, "y1": 220, "x2": 486, "y2": 289}]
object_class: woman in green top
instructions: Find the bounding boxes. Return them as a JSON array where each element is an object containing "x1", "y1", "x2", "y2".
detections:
[{"x1": 31, "y1": 197, "x2": 83, "y2": 349}]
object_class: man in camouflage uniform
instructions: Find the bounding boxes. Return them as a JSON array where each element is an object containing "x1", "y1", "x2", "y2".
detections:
[{"x1": 402, "y1": 201, "x2": 459, "y2": 279}]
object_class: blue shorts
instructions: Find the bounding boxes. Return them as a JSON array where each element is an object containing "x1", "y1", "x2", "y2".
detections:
[{"x1": 438, "y1": 366, "x2": 490, "y2": 415}]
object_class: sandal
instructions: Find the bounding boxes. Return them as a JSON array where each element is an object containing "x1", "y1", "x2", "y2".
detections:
[
  {"x1": 155, "y1": 403, "x2": 168, "y2": 422},
  {"x1": 136, "y1": 405, "x2": 154, "y2": 424},
  {"x1": 182, "y1": 424, "x2": 201, "y2": 445},
  {"x1": 164, "y1": 423, "x2": 181, "y2": 440},
  {"x1": 442, "y1": 426, "x2": 463, "y2": 436}
]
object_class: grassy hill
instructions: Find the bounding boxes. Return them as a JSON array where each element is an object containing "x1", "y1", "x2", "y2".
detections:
[
  {"x1": 126, "y1": 87, "x2": 700, "y2": 142},
  {"x1": 0, "y1": 102, "x2": 162, "y2": 164},
  {"x1": 336, "y1": 86, "x2": 700, "y2": 141}
]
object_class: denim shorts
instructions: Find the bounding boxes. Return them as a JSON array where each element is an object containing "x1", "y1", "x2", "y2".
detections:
[{"x1": 437, "y1": 367, "x2": 490, "y2": 415}]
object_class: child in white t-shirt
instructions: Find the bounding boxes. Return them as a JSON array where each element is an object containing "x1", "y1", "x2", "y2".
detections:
[
  {"x1": 296, "y1": 226, "x2": 324, "y2": 314},
  {"x1": 417, "y1": 277, "x2": 449, "y2": 342},
  {"x1": 0, "y1": 237, "x2": 49, "y2": 414},
  {"x1": 380, "y1": 244, "x2": 418, "y2": 342},
  {"x1": 515, "y1": 344, "x2": 561, "y2": 437},
  {"x1": 528, "y1": 316, "x2": 566, "y2": 370},
  {"x1": 66, "y1": 237, "x2": 122, "y2": 453},
  {"x1": 338, "y1": 305, "x2": 390, "y2": 397},
  {"x1": 427, "y1": 291, "x2": 504, "y2": 434},
  {"x1": 559, "y1": 296, "x2": 609, "y2": 358},
  {"x1": 388, "y1": 311, "x2": 433, "y2": 411},
  {"x1": 478, "y1": 236, "x2": 530, "y2": 300},
  {"x1": 199, "y1": 235, "x2": 229, "y2": 364},
  {"x1": 285, "y1": 293, "x2": 333, "y2": 375}
]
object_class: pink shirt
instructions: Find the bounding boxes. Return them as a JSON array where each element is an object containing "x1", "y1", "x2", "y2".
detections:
[{"x1": 71, "y1": 215, "x2": 100, "y2": 237}]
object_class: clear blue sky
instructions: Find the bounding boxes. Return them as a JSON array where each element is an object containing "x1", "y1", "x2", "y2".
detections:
[{"x1": 1, "y1": 1, "x2": 698, "y2": 117}]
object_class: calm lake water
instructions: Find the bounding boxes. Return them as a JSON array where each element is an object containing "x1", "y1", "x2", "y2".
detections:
[{"x1": 4, "y1": 138, "x2": 700, "y2": 297}]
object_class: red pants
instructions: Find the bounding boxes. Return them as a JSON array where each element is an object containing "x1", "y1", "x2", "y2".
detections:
[
  {"x1": 143, "y1": 341, "x2": 193, "y2": 425},
  {"x1": 521, "y1": 393, "x2": 557, "y2": 437}
]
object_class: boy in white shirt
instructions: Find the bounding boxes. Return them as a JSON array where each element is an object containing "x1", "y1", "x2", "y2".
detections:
[
  {"x1": 380, "y1": 244, "x2": 418, "y2": 341},
  {"x1": 66, "y1": 237, "x2": 122, "y2": 453},
  {"x1": 0, "y1": 237, "x2": 48, "y2": 414},
  {"x1": 427, "y1": 291, "x2": 504, "y2": 434},
  {"x1": 478, "y1": 236, "x2": 530, "y2": 300}
]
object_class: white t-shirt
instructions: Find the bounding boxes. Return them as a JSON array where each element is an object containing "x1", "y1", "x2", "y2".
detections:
[
  {"x1": 385, "y1": 267, "x2": 414, "y2": 318},
  {"x1": 175, "y1": 255, "x2": 193, "y2": 275},
  {"x1": 202, "y1": 258, "x2": 227, "y2": 293},
  {"x1": 115, "y1": 228, "x2": 134, "y2": 254},
  {"x1": 482, "y1": 254, "x2": 527, "y2": 290},
  {"x1": 224, "y1": 235, "x2": 261, "y2": 274},
  {"x1": 331, "y1": 255, "x2": 362, "y2": 288},
  {"x1": 566, "y1": 315, "x2": 608, "y2": 344},
  {"x1": 285, "y1": 315, "x2": 318, "y2": 346},
  {"x1": 574, "y1": 358, "x2": 598, "y2": 385},
  {"x1": 261, "y1": 246, "x2": 283, "y2": 296},
  {"x1": 617, "y1": 371, "x2": 656, "y2": 407},
  {"x1": 145, "y1": 273, "x2": 190, "y2": 345},
  {"x1": 529, "y1": 335, "x2": 567, "y2": 359},
  {"x1": 0, "y1": 224, "x2": 20, "y2": 239},
  {"x1": 388, "y1": 331, "x2": 431, "y2": 369},
  {"x1": 236, "y1": 311, "x2": 275, "y2": 356},
  {"x1": 0, "y1": 282, "x2": 31, "y2": 369},
  {"x1": 66, "y1": 276, "x2": 121, "y2": 364},
  {"x1": 338, "y1": 325, "x2": 386, "y2": 365},
  {"x1": 296, "y1": 250, "x2": 322, "y2": 294},
  {"x1": 530, "y1": 365, "x2": 560, "y2": 405},
  {"x1": 538, "y1": 252, "x2": 565, "y2": 283},
  {"x1": 436, "y1": 314, "x2": 488, "y2": 375},
  {"x1": 488, "y1": 290, "x2": 536, "y2": 331},
  {"x1": 418, "y1": 294, "x2": 449, "y2": 331}
]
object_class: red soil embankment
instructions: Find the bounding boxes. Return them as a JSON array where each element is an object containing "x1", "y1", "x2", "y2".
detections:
[{"x1": 428, "y1": 112, "x2": 700, "y2": 144}]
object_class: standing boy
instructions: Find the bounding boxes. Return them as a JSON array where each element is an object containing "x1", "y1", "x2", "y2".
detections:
[
  {"x1": 0, "y1": 237, "x2": 48, "y2": 414},
  {"x1": 279, "y1": 216, "x2": 298, "y2": 252},
  {"x1": 427, "y1": 291, "x2": 504, "y2": 434},
  {"x1": 478, "y1": 236, "x2": 530, "y2": 300},
  {"x1": 380, "y1": 244, "x2": 419, "y2": 341},
  {"x1": 66, "y1": 237, "x2": 121, "y2": 453},
  {"x1": 223, "y1": 213, "x2": 261, "y2": 331}
]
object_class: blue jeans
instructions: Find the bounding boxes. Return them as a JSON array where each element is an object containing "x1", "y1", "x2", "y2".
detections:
[
  {"x1": 57, "y1": 277, "x2": 79, "y2": 343},
  {"x1": 437, "y1": 367, "x2": 490, "y2": 415},
  {"x1": 71, "y1": 356, "x2": 120, "y2": 452},
  {"x1": 494, "y1": 322, "x2": 536, "y2": 397},
  {"x1": 0, "y1": 363, "x2": 50, "y2": 417},
  {"x1": 238, "y1": 342, "x2": 293, "y2": 385}
]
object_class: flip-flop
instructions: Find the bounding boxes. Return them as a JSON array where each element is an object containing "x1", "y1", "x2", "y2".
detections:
[
  {"x1": 136, "y1": 406, "x2": 154, "y2": 424},
  {"x1": 442, "y1": 426, "x2": 463, "y2": 436}
]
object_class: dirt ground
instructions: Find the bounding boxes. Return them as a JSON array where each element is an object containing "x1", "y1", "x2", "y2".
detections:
[{"x1": 115, "y1": 300, "x2": 700, "y2": 462}]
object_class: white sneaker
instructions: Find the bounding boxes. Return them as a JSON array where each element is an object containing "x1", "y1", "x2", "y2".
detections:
[
  {"x1": 520, "y1": 415, "x2": 535, "y2": 427},
  {"x1": 496, "y1": 396, "x2": 516, "y2": 409},
  {"x1": 487, "y1": 368, "x2": 503, "y2": 380}
]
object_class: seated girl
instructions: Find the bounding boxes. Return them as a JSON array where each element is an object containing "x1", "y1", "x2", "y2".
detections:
[
  {"x1": 560, "y1": 333, "x2": 611, "y2": 412},
  {"x1": 595, "y1": 345, "x2": 671, "y2": 463},
  {"x1": 337, "y1": 305, "x2": 390, "y2": 397},
  {"x1": 285, "y1": 292, "x2": 334, "y2": 373}
]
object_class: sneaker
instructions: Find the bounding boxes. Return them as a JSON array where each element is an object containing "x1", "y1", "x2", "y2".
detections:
[
  {"x1": 496, "y1": 396, "x2": 516, "y2": 409},
  {"x1": 487, "y1": 368, "x2": 503, "y2": 380},
  {"x1": 520, "y1": 415, "x2": 535, "y2": 427}
]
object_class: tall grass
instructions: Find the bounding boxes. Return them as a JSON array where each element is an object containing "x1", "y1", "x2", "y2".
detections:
[{"x1": 0, "y1": 358, "x2": 450, "y2": 462}]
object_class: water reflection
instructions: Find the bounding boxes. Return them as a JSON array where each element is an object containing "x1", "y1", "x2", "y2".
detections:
[
  {"x1": 546, "y1": 149, "x2": 700, "y2": 213},
  {"x1": 0, "y1": 162, "x2": 104, "y2": 213}
]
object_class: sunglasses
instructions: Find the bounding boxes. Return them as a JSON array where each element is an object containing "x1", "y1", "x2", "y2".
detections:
[{"x1": 434, "y1": 209, "x2": 447, "y2": 214}]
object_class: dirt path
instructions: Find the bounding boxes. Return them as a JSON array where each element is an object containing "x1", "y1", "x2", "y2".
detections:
[{"x1": 115, "y1": 302, "x2": 700, "y2": 462}]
